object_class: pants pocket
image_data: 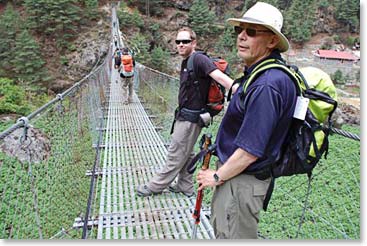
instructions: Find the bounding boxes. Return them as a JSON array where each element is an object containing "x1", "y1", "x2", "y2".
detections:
[
  {"x1": 225, "y1": 195, "x2": 239, "y2": 238},
  {"x1": 248, "y1": 180, "x2": 269, "y2": 222}
]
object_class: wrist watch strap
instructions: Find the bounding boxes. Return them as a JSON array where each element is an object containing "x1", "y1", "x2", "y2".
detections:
[{"x1": 213, "y1": 173, "x2": 221, "y2": 182}]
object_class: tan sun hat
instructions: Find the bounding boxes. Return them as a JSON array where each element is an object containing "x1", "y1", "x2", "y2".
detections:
[{"x1": 227, "y1": 2, "x2": 290, "y2": 52}]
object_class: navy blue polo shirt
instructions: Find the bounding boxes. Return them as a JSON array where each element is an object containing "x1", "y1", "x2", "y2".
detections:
[{"x1": 215, "y1": 51, "x2": 297, "y2": 172}]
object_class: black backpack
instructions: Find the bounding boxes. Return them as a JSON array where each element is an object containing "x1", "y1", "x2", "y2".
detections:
[
  {"x1": 187, "y1": 51, "x2": 229, "y2": 117},
  {"x1": 240, "y1": 58, "x2": 338, "y2": 210}
]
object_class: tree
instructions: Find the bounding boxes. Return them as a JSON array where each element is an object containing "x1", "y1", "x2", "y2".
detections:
[
  {"x1": 129, "y1": 33, "x2": 151, "y2": 65},
  {"x1": 188, "y1": 0, "x2": 217, "y2": 39},
  {"x1": 118, "y1": 6, "x2": 144, "y2": 29},
  {"x1": 84, "y1": 0, "x2": 98, "y2": 20},
  {"x1": 214, "y1": 21, "x2": 236, "y2": 54},
  {"x1": 334, "y1": 0, "x2": 359, "y2": 33},
  {"x1": 24, "y1": 0, "x2": 81, "y2": 50},
  {"x1": 117, "y1": 7, "x2": 135, "y2": 27},
  {"x1": 0, "y1": 3, "x2": 20, "y2": 76},
  {"x1": 131, "y1": 10, "x2": 144, "y2": 28},
  {"x1": 12, "y1": 29, "x2": 50, "y2": 92},
  {"x1": 284, "y1": 0, "x2": 316, "y2": 44},
  {"x1": 148, "y1": 22, "x2": 166, "y2": 48},
  {"x1": 332, "y1": 69, "x2": 344, "y2": 85},
  {"x1": 150, "y1": 46, "x2": 169, "y2": 72}
]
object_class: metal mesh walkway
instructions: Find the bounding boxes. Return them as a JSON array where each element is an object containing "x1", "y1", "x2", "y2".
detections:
[{"x1": 95, "y1": 60, "x2": 214, "y2": 239}]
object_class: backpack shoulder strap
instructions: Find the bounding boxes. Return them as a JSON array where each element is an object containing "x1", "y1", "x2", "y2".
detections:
[
  {"x1": 242, "y1": 58, "x2": 303, "y2": 96},
  {"x1": 227, "y1": 76, "x2": 244, "y2": 102},
  {"x1": 187, "y1": 51, "x2": 206, "y2": 81}
]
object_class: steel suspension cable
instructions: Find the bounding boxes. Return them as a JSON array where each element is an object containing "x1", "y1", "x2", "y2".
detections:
[{"x1": 328, "y1": 126, "x2": 360, "y2": 141}]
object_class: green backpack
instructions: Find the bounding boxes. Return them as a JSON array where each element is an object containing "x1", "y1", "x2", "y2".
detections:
[{"x1": 241, "y1": 58, "x2": 338, "y2": 210}]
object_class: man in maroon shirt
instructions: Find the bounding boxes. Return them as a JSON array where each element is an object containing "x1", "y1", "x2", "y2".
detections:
[{"x1": 137, "y1": 27, "x2": 234, "y2": 197}]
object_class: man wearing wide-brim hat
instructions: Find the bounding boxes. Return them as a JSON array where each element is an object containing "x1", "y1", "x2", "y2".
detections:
[{"x1": 196, "y1": 2, "x2": 297, "y2": 239}]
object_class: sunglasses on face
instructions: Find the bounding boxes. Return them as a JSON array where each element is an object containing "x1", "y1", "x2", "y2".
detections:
[
  {"x1": 175, "y1": 39, "x2": 192, "y2": 45},
  {"x1": 234, "y1": 26, "x2": 273, "y2": 37}
]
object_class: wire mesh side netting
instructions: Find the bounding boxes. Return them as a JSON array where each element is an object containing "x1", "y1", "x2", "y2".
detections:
[
  {"x1": 259, "y1": 127, "x2": 360, "y2": 239},
  {"x1": 135, "y1": 64, "x2": 180, "y2": 143},
  {"x1": 0, "y1": 46, "x2": 112, "y2": 239}
]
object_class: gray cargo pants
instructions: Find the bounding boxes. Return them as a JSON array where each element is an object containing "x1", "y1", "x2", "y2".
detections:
[
  {"x1": 123, "y1": 76, "x2": 134, "y2": 102},
  {"x1": 147, "y1": 120, "x2": 202, "y2": 193},
  {"x1": 211, "y1": 163, "x2": 271, "y2": 239}
]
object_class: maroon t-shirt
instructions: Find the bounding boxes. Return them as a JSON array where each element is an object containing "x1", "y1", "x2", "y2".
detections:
[{"x1": 178, "y1": 52, "x2": 217, "y2": 110}]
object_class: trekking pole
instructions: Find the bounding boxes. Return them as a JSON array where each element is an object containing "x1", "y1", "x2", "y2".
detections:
[{"x1": 191, "y1": 133, "x2": 213, "y2": 239}]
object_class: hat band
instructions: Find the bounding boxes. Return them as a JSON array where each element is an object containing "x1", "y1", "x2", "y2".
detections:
[{"x1": 241, "y1": 17, "x2": 266, "y2": 24}]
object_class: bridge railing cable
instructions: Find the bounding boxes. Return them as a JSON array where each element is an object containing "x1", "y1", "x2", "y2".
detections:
[{"x1": 329, "y1": 126, "x2": 360, "y2": 141}]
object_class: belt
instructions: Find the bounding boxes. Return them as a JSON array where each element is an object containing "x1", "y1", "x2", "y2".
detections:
[
  {"x1": 254, "y1": 172, "x2": 271, "y2": 180},
  {"x1": 243, "y1": 168, "x2": 271, "y2": 180}
]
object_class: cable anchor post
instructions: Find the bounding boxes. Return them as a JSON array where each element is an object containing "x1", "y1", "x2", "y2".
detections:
[
  {"x1": 56, "y1": 94, "x2": 65, "y2": 114},
  {"x1": 17, "y1": 116, "x2": 30, "y2": 143}
]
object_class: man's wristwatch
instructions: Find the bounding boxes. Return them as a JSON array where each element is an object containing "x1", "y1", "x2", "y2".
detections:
[{"x1": 213, "y1": 173, "x2": 221, "y2": 183}]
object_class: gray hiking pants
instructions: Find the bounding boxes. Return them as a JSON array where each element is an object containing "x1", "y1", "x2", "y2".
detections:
[
  {"x1": 147, "y1": 120, "x2": 202, "y2": 193},
  {"x1": 122, "y1": 76, "x2": 134, "y2": 101},
  {"x1": 211, "y1": 162, "x2": 271, "y2": 239}
]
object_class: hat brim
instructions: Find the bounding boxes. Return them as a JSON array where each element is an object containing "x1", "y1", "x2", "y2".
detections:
[{"x1": 227, "y1": 18, "x2": 290, "y2": 52}]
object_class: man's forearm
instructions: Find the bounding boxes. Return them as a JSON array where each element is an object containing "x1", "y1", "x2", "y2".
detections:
[
  {"x1": 209, "y1": 69, "x2": 234, "y2": 90},
  {"x1": 216, "y1": 148, "x2": 258, "y2": 181}
]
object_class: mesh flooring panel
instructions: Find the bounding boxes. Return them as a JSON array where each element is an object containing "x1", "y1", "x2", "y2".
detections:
[{"x1": 95, "y1": 68, "x2": 214, "y2": 239}]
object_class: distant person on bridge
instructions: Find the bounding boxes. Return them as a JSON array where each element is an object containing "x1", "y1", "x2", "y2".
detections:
[
  {"x1": 113, "y1": 48, "x2": 121, "y2": 70},
  {"x1": 113, "y1": 35, "x2": 118, "y2": 47},
  {"x1": 120, "y1": 47, "x2": 135, "y2": 104},
  {"x1": 137, "y1": 26, "x2": 235, "y2": 198},
  {"x1": 195, "y1": 2, "x2": 297, "y2": 239}
]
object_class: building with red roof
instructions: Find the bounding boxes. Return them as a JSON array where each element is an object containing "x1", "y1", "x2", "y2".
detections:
[{"x1": 314, "y1": 49, "x2": 360, "y2": 62}]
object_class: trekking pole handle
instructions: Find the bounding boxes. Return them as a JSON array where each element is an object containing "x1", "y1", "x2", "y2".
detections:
[
  {"x1": 187, "y1": 143, "x2": 216, "y2": 174},
  {"x1": 201, "y1": 134, "x2": 212, "y2": 170},
  {"x1": 192, "y1": 134, "x2": 212, "y2": 224}
]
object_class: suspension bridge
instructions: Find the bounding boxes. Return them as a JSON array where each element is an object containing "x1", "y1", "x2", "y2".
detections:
[{"x1": 0, "y1": 6, "x2": 360, "y2": 240}]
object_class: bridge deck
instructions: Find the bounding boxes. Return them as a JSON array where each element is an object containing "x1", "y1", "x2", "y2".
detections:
[{"x1": 95, "y1": 59, "x2": 214, "y2": 239}]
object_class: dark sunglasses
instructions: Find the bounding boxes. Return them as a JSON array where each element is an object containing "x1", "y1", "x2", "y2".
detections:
[
  {"x1": 175, "y1": 39, "x2": 192, "y2": 45},
  {"x1": 234, "y1": 26, "x2": 273, "y2": 37}
]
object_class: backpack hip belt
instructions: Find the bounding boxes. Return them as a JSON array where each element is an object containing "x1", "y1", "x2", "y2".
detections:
[
  {"x1": 121, "y1": 71, "x2": 134, "y2": 78},
  {"x1": 178, "y1": 108, "x2": 205, "y2": 123}
]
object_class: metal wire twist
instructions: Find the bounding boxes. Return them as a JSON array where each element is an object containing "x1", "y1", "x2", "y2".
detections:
[{"x1": 328, "y1": 126, "x2": 360, "y2": 141}]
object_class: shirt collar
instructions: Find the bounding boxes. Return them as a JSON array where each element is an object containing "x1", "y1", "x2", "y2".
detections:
[{"x1": 243, "y1": 50, "x2": 283, "y2": 76}]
